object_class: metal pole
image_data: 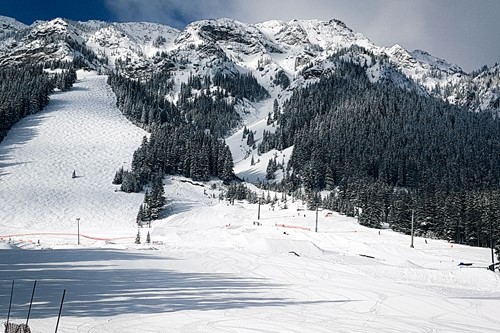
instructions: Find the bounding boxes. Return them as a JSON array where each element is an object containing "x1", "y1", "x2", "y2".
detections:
[
  {"x1": 25, "y1": 280, "x2": 37, "y2": 327},
  {"x1": 410, "y1": 209, "x2": 414, "y2": 248},
  {"x1": 491, "y1": 219, "x2": 495, "y2": 270},
  {"x1": 77, "y1": 218, "x2": 80, "y2": 245},
  {"x1": 54, "y1": 289, "x2": 66, "y2": 333},
  {"x1": 315, "y1": 207, "x2": 318, "y2": 232},
  {"x1": 257, "y1": 199, "x2": 261, "y2": 220},
  {"x1": 5, "y1": 280, "x2": 14, "y2": 333}
]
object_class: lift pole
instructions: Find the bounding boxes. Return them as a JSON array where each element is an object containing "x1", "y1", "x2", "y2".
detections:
[
  {"x1": 410, "y1": 210, "x2": 415, "y2": 248},
  {"x1": 315, "y1": 207, "x2": 318, "y2": 233}
]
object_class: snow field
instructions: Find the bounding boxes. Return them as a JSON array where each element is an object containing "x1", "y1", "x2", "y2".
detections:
[
  {"x1": 0, "y1": 70, "x2": 146, "y2": 239},
  {"x1": 1, "y1": 71, "x2": 500, "y2": 332}
]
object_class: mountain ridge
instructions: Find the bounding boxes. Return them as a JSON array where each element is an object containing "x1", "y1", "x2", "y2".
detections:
[{"x1": 0, "y1": 15, "x2": 498, "y2": 113}]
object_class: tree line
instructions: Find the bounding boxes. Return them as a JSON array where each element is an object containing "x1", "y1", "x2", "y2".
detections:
[{"x1": 0, "y1": 64, "x2": 76, "y2": 143}]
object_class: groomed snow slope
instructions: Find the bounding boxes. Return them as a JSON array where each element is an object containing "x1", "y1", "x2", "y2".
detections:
[
  {"x1": 0, "y1": 71, "x2": 146, "y2": 238},
  {"x1": 1, "y1": 72, "x2": 500, "y2": 333}
]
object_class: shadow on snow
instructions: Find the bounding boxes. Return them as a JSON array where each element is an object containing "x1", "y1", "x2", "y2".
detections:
[
  {"x1": 0, "y1": 97, "x2": 72, "y2": 178},
  {"x1": 0, "y1": 248, "x2": 351, "y2": 320}
]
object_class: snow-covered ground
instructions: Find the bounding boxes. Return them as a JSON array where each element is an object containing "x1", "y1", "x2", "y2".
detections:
[
  {"x1": 1, "y1": 71, "x2": 500, "y2": 333},
  {"x1": 0, "y1": 70, "x2": 146, "y2": 238}
]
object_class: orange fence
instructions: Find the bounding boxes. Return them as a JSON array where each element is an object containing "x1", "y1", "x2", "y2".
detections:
[
  {"x1": 275, "y1": 223, "x2": 311, "y2": 231},
  {"x1": 0, "y1": 232, "x2": 134, "y2": 241}
]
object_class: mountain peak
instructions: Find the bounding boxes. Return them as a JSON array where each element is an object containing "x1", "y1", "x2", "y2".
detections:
[
  {"x1": 0, "y1": 15, "x2": 27, "y2": 37},
  {"x1": 30, "y1": 17, "x2": 70, "y2": 38},
  {"x1": 0, "y1": 15, "x2": 26, "y2": 27}
]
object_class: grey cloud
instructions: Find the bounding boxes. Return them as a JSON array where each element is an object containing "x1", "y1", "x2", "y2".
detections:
[
  {"x1": 104, "y1": 0, "x2": 233, "y2": 28},
  {"x1": 104, "y1": 0, "x2": 500, "y2": 72},
  {"x1": 233, "y1": 0, "x2": 500, "y2": 72}
]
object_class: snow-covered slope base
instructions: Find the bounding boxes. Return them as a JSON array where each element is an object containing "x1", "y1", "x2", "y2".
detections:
[
  {"x1": 1, "y1": 194, "x2": 499, "y2": 332},
  {"x1": 1, "y1": 71, "x2": 499, "y2": 332}
]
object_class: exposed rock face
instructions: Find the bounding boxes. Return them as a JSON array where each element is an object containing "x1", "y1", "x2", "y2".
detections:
[{"x1": 0, "y1": 16, "x2": 498, "y2": 113}]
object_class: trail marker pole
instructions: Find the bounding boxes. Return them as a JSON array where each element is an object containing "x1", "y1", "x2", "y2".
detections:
[
  {"x1": 54, "y1": 289, "x2": 66, "y2": 333},
  {"x1": 25, "y1": 280, "x2": 37, "y2": 327},
  {"x1": 5, "y1": 280, "x2": 14, "y2": 333},
  {"x1": 76, "y1": 218, "x2": 80, "y2": 245}
]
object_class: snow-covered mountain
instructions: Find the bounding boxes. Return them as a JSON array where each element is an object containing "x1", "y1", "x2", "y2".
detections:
[
  {"x1": 0, "y1": 15, "x2": 27, "y2": 37},
  {"x1": 1, "y1": 17, "x2": 500, "y2": 332},
  {"x1": 1, "y1": 71, "x2": 499, "y2": 333},
  {"x1": 0, "y1": 15, "x2": 498, "y2": 114}
]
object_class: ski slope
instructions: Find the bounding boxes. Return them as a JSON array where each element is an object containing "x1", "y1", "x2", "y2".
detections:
[
  {"x1": 1, "y1": 71, "x2": 500, "y2": 333},
  {"x1": 0, "y1": 70, "x2": 146, "y2": 238}
]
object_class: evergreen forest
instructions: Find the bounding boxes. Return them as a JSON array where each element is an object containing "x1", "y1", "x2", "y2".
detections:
[
  {"x1": 0, "y1": 64, "x2": 76, "y2": 143},
  {"x1": 258, "y1": 56, "x2": 500, "y2": 252},
  {"x1": 108, "y1": 69, "x2": 269, "y2": 224}
]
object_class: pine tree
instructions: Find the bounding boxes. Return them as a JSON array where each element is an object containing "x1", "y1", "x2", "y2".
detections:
[
  {"x1": 136, "y1": 204, "x2": 144, "y2": 227},
  {"x1": 266, "y1": 158, "x2": 277, "y2": 180},
  {"x1": 135, "y1": 229, "x2": 141, "y2": 244},
  {"x1": 246, "y1": 131, "x2": 255, "y2": 146},
  {"x1": 121, "y1": 171, "x2": 142, "y2": 193},
  {"x1": 273, "y1": 99, "x2": 280, "y2": 121},
  {"x1": 220, "y1": 146, "x2": 234, "y2": 183},
  {"x1": 137, "y1": 202, "x2": 151, "y2": 226},
  {"x1": 112, "y1": 167, "x2": 124, "y2": 185},
  {"x1": 148, "y1": 173, "x2": 166, "y2": 220}
]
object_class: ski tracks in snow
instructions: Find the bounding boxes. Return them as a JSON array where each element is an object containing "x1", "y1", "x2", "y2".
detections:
[{"x1": 0, "y1": 71, "x2": 146, "y2": 234}]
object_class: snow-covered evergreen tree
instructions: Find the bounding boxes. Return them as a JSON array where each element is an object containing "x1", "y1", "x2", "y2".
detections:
[{"x1": 135, "y1": 229, "x2": 141, "y2": 244}]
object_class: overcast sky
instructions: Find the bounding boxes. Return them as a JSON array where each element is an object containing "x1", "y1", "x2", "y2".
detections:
[{"x1": 1, "y1": 0, "x2": 499, "y2": 72}]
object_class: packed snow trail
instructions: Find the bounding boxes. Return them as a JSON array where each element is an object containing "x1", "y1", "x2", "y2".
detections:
[{"x1": 0, "y1": 71, "x2": 146, "y2": 236}]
